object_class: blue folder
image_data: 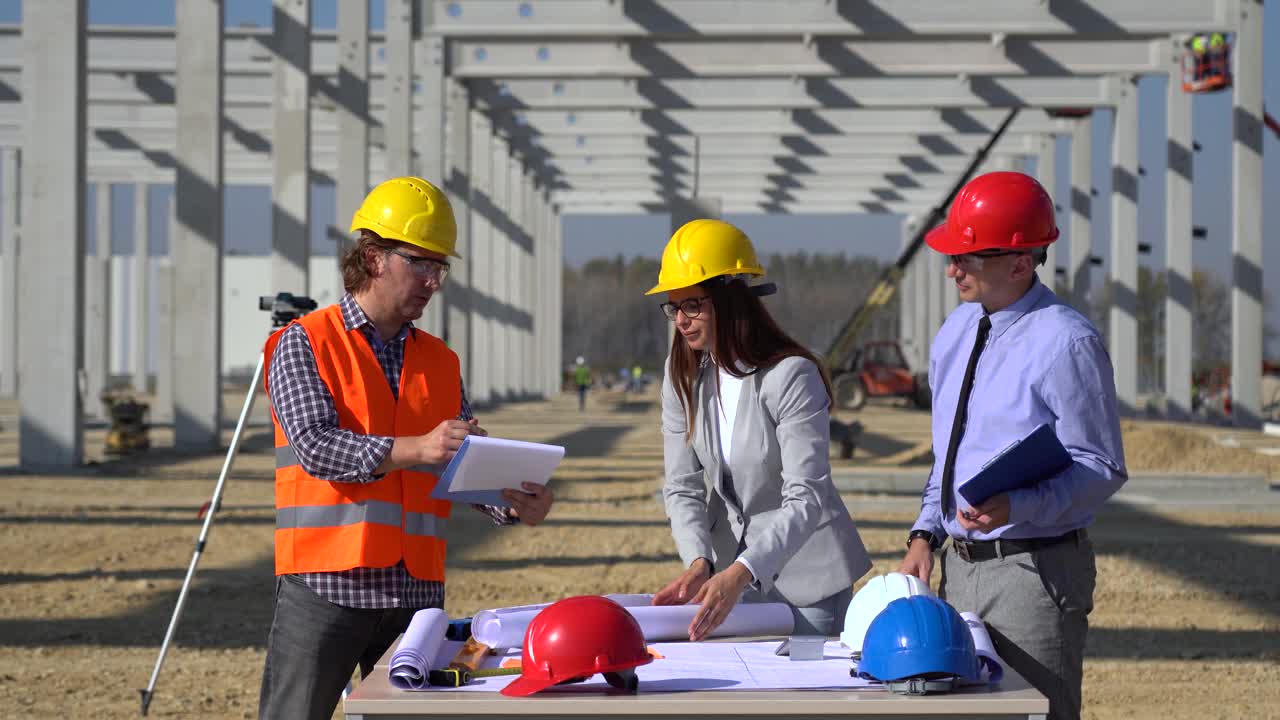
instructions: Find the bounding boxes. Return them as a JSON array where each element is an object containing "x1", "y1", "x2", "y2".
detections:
[{"x1": 957, "y1": 422, "x2": 1073, "y2": 508}]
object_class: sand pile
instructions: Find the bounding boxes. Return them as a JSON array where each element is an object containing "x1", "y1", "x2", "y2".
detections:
[{"x1": 1121, "y1": 421, "x2": 1280, "y2": 478}]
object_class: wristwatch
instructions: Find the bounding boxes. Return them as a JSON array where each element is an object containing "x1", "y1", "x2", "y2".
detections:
[{"x1": 907, "y1": 529, "x2": 941, "y2": 552}]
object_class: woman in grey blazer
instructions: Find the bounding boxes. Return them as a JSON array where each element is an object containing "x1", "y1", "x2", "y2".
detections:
[{"x1": 646, "y1": 219, "x2": 872, "y2": 640}]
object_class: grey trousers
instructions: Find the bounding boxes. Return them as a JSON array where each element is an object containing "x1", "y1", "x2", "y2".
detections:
[
  {"x1": 258, "y1": 575, "x2": 422, "y2": 720},
  {"x1": 941, "y1": 531, "x2": 1096, "y2": 720},
  {"x1": 743, "y1": 584, "x2": 854, "y2": 637}
]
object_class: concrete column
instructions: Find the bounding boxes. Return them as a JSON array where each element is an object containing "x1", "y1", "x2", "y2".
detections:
[
  {"x1": 172, "y1": 0, "x2": 224, "y2": 450},
  {"x1": 335, "y1": 0, "x2": 368, "y2": 270},
  {"x1": 0, "y1": 148, "x2": 18, "y2": 397},
  {"x1": 898, "y1": 217, "x2": 917, "y2": 371},
  {"x1": 467, "y1": 110, "x2": 492, "y2": 406},
  {"x1": 416, "y1": 2, "x2": 446, "y2": 337},
  {"x1": 18, "y1": 0, "x2": 86, "y2": 467},
  {"x1": 524, "y1": 169, "x2": 538, "y2": 397},
  {"x1": 912, "y1": 249, "x2": 929, "y2": 371},
  {"x1": 444, "y1": 80, "x2": 471, "y2": 385},
  {"x1": 155, "y1": 257, "x2": 175, "y2": 423},
  {"x1": 1035, "y1": 135, "x2": 1058, "y2": 290},
  {"x1": 669, "y1": 196, "x2": 721, "y2": 355},
  {"x1": 85, "y1": 183, "x2": 112, "y2": 418},
  {"x1": 490, "y1": 135, "x2": 510, "y2": 402},
  {"x1": 928, "y1": 250, "x2": 945, "y2": 343},
  {"x1": 551, "y1": 205, "x2": 563, "y2": 396},
  {"x1": 1109, "y1": 77, "x2": 1140, "y2": 414},
  {"x1": 271, "y1": 0, "x2": 311, "y2": 297},
  {"x1": 385, "y1": 0, "x2": 413, "y2": 178},
  {"x1": 507, "y1": 159, "x2": 525, "y2": 397},
  {"x1": 1068, "y1": 118, "x2": 1093, "y2": 313},
  {"x1": 1165, "y1": 49, "x2": 1194, "y2": 420},
  {"x1": 131, "y1": 183, "x2": 150, "y2": 392},
  {"x1": 1231, "y1": 2, "x2": 1265, "y2": 428}
]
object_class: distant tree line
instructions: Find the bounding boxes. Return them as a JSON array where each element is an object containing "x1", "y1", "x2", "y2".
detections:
[{"x1": 563, "y1": 255, "x2": 1255, "y2": 395}]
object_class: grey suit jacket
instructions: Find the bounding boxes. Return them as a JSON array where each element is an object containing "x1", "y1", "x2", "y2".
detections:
[{"x1": 661, "y1": 355, "x2": 871, "y2": 608}]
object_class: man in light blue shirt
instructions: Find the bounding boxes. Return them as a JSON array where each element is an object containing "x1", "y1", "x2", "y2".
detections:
[{"x1": 898, "y1": 172, "x2": 1126, "y2": 720}]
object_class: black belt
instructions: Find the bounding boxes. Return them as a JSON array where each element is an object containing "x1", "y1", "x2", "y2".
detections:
[{"x1": 950, "y1": 529, "x2": 1084, "y2": 563}]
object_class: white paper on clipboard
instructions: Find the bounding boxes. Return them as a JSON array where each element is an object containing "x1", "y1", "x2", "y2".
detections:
[{"x1": 429, "y1": 435, "x2": 565, "y2": 506}]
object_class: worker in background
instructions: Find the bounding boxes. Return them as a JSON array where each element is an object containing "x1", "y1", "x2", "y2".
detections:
[
  {"x1": 631, "y1": 363, "x2": 644, "y2": 393},
  {"x1": 648, "y1": 219, "x2": 871, "y2": 639},
  {"x1": 258, "y1": 177, "x2": 554, "y2": 720},
  {"x1": 898, "y1": 172, "x2": 1126, "y2": 720},
  {"x1": 574, "y1": 356, "x2": 591, "y2": 411}
]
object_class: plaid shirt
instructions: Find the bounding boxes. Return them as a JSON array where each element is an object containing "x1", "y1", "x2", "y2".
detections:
[{"x1": 268, "y1": 292, "x2": 512, "y2": 609}]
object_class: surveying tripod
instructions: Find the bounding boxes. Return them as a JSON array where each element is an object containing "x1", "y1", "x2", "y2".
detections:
[{"x1": 139, "y1": 293, "x2": 317, "y2": 716}]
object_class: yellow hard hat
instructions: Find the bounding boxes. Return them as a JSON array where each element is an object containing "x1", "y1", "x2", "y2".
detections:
[
  {"x1": 645, "y1": 219, "x2": 764, "y2": 295},
  {"x1": 349, "y1": 176, "x2": 460, "y2": 258},
  {"x1": 1209, "y1": 32, "x2": 1226, "y2": 50}
]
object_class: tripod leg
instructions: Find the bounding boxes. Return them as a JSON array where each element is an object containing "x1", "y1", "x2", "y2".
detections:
[{"x1": 139, "y1": 352, "x2": 266, "y2": 716}]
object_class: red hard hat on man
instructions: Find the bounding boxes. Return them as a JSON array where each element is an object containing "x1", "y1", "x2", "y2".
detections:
[
  {"x1": 925, "y1": 171, "x2": 1059, "y2": 255},
  {"x1": 501, "y1": 595, "x2": 654, "y2": 697}
]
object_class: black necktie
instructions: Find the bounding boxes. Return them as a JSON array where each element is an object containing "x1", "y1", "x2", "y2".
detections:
[{"x1": 940, "y1": 315, "x2": 992, "y2": 520}]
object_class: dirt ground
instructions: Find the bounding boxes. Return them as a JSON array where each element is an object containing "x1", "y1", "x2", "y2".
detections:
[{"x1": 0, "y1": 389, "x2": 1277, "y2": 719}]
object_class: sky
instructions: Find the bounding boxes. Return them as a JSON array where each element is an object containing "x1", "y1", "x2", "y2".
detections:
[{"x1": 2, "y1": 0, "x2": 1278, "y2": 350}]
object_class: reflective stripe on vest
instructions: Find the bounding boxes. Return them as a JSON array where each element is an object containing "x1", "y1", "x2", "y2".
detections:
[{"x1": 276, "y1": 499, "x2": 442, "y2": 537}]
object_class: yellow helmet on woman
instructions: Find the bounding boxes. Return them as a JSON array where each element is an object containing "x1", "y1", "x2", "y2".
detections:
[{"x1": 645, "y1": 219, "x2": 764, "y2": 295}]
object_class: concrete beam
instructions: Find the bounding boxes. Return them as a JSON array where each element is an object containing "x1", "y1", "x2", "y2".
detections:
[
  {"x1": 172, "y1": 0, "x2": 224, "y2": 450},
  {"x1": 450, "y1": 37, "x2": 1171, "y2": 79},
  {"x1": 1231, "y1": 1, "x2": 1264, "y2": 428},
  {"x1": 471, "y1": 76, "x2": 1121, "y2": 111},
  {"x1": 431, "y1": 0, "x2": 1236, "y2": 37},
  {"x1": 271, "y1": 0, "x2": 311, "y2": 299},
  {"x1": 526, "y1": 132, "x2": 1046, "y2": 159},
  {"x1": 550, "y1": 174, "x2": 957, "y2": 193},
  {"x1": 550, "y1": 154, "x2": 974, "y2": 176},
  {"x1": 493, "y1": 108, "x2": 1070, "y2": 137},
  {"x1": 18, "y1": 0, "x2": 86, "y2": 467}
]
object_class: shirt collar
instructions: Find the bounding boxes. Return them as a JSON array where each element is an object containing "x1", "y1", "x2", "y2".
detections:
[
  {"x1": 341, "y1": 292, "x2": 414, "y2": 345},
  {"x1": 984, "y1": 275, "x2": 1046, "y2": 340}
]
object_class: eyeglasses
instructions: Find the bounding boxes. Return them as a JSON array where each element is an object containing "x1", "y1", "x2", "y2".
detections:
[
  {"x1": 947, "y1": 250, "x2": 1028, "y2": 272},
  {"x1": 387, "y1": 249, "x2": 450, "y2": 283},
  {"x1": 659, "y1": 296, "x2": 710, "y2": 321}
]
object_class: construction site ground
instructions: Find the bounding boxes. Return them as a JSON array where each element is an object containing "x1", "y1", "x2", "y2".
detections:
[{"x1": 1, "y1": 388, "x2": 1277, "y2": 719}]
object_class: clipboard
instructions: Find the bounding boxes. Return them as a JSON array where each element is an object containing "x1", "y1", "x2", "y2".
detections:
[
  {"x1": 957, "y1": 423, "x2": 1073, "y2": 508},
  {"x1": 429, "y1": 435, "x2": 565, "y2": 507}
]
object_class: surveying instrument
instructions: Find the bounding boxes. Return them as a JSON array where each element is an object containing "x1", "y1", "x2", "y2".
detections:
[{"x1": 139, "y1": 292, "x2": 318, "y2": 716}]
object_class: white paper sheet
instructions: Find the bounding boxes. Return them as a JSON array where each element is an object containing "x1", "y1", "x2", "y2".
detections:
[
  {"x1": 473, "y1": 594, "x2": 655, "y2": 649},
  {"x1": 397, "y1": 640, "x2": 880, "y2": 693},
  {"x1": 431, "y1": 435, "x2": 565, "y2": 506},
  {"x1": 388, "y1": 609, "x2": 450, "y2": 690}
]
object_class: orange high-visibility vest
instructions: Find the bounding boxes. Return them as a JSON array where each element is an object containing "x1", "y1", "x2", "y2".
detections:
[{"x1": 264, "y1": 304, "x2": 457, "y2": 580}]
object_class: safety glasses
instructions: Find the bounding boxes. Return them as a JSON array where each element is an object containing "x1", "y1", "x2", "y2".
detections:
[
  {"x1": 659, "y1": 296, "x2": 710, "y2": 321},
  {"x1": 947, "y1": 250, "x2": 1028, "y2": 273},
  {"x1": 387, "y1": 249, "x2": 450, "y2": 283}
]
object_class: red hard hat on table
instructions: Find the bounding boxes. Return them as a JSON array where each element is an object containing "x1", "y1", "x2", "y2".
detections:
[
  {"x1": 500, "y1": 595, "x2": 654, "y2": 697},
  {"x1": 925, "y1": 171, "x2": 1060, "y2": 255}
]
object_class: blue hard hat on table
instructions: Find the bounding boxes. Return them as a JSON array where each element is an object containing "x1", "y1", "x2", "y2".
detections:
[{"x1": 857, "y1": 595, "x2": 980, "y2": 686}]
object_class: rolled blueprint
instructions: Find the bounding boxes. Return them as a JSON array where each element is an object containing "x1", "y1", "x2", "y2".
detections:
[
  {"x1": 627, "y1": 602, "x2": 794, "y2": 642},
  {"x1": 960, "y1": 612, "x2": 1005, "y2": 683},
  {"x1": 389, "y1": 608, "x2": 449, "y2": 689},
  {"x1": 473, "y1": 593, "x2": 654, "y2": 649}
]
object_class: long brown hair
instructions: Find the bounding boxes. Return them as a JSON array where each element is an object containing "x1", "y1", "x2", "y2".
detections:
[{"x1": 669, "y1": 277, "x2": 833, "y2": 434}]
